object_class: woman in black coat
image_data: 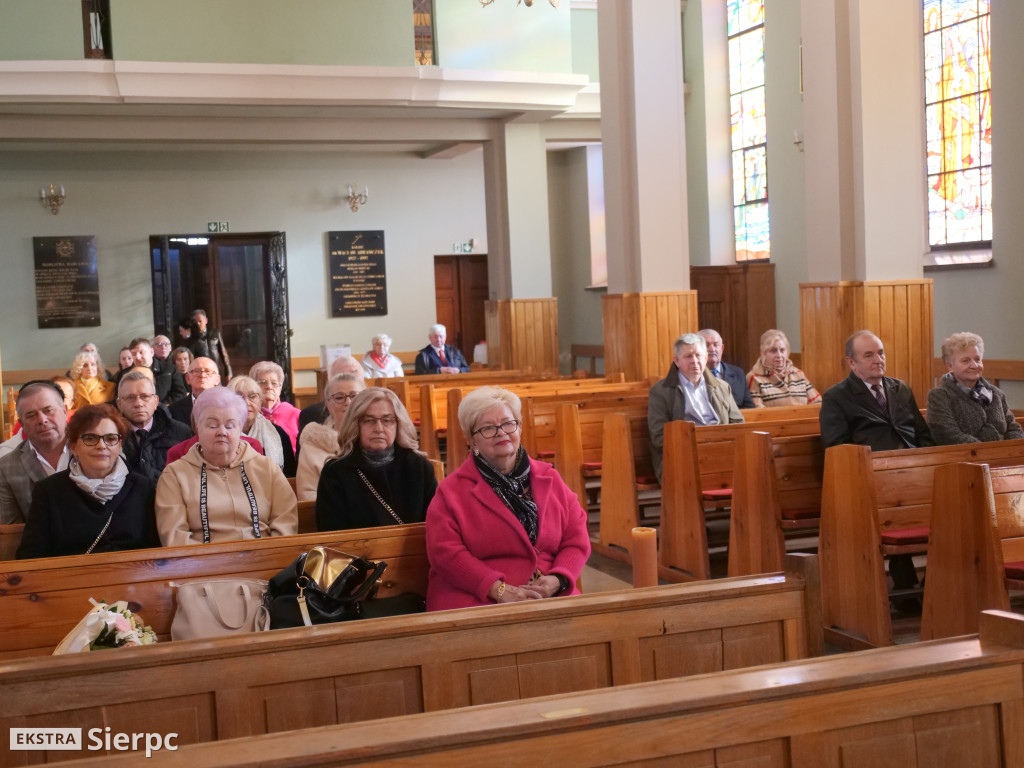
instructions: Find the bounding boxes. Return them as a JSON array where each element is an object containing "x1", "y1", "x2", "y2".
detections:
[
  {"x1": 315, "y1": 389, "x2": 437, "y2": 532},
  {"x1": 17, "y1": 404, "x2": 159, "y2": 559}
]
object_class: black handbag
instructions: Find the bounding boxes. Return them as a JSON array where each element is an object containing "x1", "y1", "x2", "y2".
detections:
[{"x1": 267, "y1": 546, "x2": 387, "y2": 628}]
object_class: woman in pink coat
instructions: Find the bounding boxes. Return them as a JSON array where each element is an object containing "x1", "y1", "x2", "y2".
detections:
[{"x1": 426, "y1": 386, "x2": 591, "y2": 611}]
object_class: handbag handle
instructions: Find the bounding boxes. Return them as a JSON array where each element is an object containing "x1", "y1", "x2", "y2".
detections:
[{"x1": 201, "y1": 583, "x2": 255, "y2": 630}]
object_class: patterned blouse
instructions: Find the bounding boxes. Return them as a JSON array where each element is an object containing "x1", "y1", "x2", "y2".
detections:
[{"x1": 746, "y1": 360, "x2": 821, "y2": 408}]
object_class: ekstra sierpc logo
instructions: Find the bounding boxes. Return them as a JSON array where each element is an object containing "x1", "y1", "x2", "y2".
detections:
[
  {"x1": 10, "y1": 727, "x2": 178, "y2": 757},
  {"x1": 10, "y1": 728, "x2": 82, "y2": 750}
]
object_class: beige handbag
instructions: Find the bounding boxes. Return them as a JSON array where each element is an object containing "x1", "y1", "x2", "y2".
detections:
[{"x1": 169, "y1": 577, "x2": 270, "y2": 641}]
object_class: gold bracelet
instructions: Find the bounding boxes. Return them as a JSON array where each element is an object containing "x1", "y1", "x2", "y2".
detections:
[{"x1": 496, "y1": 581, "x2": 506, "y2": 600}]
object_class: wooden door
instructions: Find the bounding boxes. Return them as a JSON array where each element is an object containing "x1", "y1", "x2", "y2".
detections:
[{"x1": 433, "y1": 255, "x2": 488, "y2": 359}]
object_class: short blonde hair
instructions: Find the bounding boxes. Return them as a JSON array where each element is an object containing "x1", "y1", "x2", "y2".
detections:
[
  {"x1": 227, "y1": 375, "x2": 264, "y2": 408},
  {"x1": 941, "y1": 331, "x2": 984, "y2": 362},
  {"x1": 336, "y1": 388, "x2": 420, "y2": 458},
  {"x1": 759, "y1": 329, "x2": 790, "y2": 356},
  {"x1": 458, "y1": 386, "x2": 522, "y2": 437}
]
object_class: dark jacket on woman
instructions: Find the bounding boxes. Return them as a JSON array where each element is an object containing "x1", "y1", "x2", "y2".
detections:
[
  {"x1": 16, "y1": 471, "x2": 158, "y2": 559},
  {"x1": 926, "y1": 373, "x2": 1024, "y2": 445},
  {"x1": 316, "y1": 445, "x2": 437, "y2": 532}
]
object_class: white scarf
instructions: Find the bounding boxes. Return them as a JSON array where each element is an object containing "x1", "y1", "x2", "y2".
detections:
[
  {"x1": 69, "y1": 454, "x2": 129, "y2": 503},
  {"x1": 247, "y1": 412, "x2": 285, "y2": 469}
]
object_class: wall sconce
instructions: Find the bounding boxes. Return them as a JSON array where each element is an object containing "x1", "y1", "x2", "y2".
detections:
[
  {"x1": 345, "y1": 185, "x2": 369, "y2": 212},
  {"x1": 40, "y1": 184, "x2": 66, "y2": 215}
]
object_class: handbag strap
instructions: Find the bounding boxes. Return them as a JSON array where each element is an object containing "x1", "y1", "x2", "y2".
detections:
[
  {"x1": 201, "y1": 582, "x2": 256, "y2": 630},
  {"x1": 85, "y1": 510, "x2": 115, "y2": 555},
  {"x1": 296, "y1": 559, "x2": 387, "y2": 628},
  {"x1": 200, "y1": 461, "x2": 262, "y2": 542},
  {"x1": 357, "y1": 470, "x2": 404, "y2": 525}
]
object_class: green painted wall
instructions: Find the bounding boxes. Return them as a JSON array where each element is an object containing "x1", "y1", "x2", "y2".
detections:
[
  {"x1": 0, "y1": 0, "x2": 83, "y2": 60},
  {"x1": 570, "y1": 7, "x2": 598, "y2": 81},
  {"x1": 109, "y1": 0, "x2": 413, "y2": 65},
  {"x1": 434, "y1": 0, "x2": 571, "y2": 73}
]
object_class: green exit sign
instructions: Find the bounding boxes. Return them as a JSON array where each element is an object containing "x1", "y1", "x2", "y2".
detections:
[{"x1": 207, "y1": 222, "x2": 230, "y2": 233}]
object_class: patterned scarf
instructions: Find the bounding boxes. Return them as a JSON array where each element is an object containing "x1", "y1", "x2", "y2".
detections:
[
  {"x1": 69, "y1": 454, "x2": 129, "y2": 503},
  {"x1": 474, "y1": 447, "x2": 538, "y2": 544}
]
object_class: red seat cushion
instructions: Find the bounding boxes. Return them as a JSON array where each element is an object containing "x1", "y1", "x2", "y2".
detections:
[
  {"x1": 880, "y1": 526, "x2": 930, "y2": 545},
  {"x1": 581, "y1": 461, "x2": 602, "y2": 471},
  {"x1": 1004, "y1": 562, "x2": 1024, "y2": 580},
  {"x1": 437, "y1": 428, "x2": 447, "y2": 435},
  {"x1": 537, "y1": 451, "x2": 555, "y2": 459},
  {"x1": 702, "y1": 488, "x2": 732, "y2": 501},
  {"x1": 781, "y1": 508, "x2": 820, "y2": 521},
  {"x1": 635, "y1": 473, "x2": 659, "y2": 486}
]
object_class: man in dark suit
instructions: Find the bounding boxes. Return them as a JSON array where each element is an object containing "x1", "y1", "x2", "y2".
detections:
[
  {"x1": 117, "y1": 370, "x2": 192, "y2": 484},
  {"x1": 169, "y1": 356, "x2": 221, "y2": 430},
  {"x1": 414, "y1": 324, "x2": 470, "y2": 375},
  {"x1": 0, "y1": 381, "x2": 69, "y2": 523},
  {"x1": 698, "y1": 329, "x2": 755, "y2": 409},
  {"x1": 819, "y1": 330, "x2": 934, "y2": 596},
  {"x1": 129, "y1": 337, "x2": 188, "y2": 405}
]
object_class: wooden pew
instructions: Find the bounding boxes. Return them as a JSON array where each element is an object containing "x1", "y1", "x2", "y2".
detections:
[
  {"x1": 819, "y1": 439, "x2": 1024, "y2": 649},
  {"x1": 742, "y1": 402, "x2": 821, "y2": 423},
  {"x1": 0, "y1": 524, "x2": 24, "y2": 561},
  {"x1": 0, "y1": 554, "x2": 823, "y2": 765},
  {"x1": 921, "y1": 461, "x2": 1024, "y2": 640},
  {"x1": 0, "y1": 525, "x2": 428, "y2": 660},
  {"x1": 381, "y1": 369, "x2": 538, "y2": 424},
  {"x1": 75, "y1": 609, "x2": 1024, "y2": 768}
]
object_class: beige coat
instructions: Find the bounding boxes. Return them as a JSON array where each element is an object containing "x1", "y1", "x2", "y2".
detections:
[
  {"x1": 155, "y1": 441, "x2": 297, "y2": 547},
  {"x1": 295, "y1": 420, "x2": 341, "y2": 501}
]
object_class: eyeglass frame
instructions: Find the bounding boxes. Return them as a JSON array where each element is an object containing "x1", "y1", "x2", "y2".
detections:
[
  {"x1": 328, "y1": 392, "x2": 361, "y2": 404},
  {"x1": 117, "y1": 393, "x2": 157, "y2": 404},
  {"x1": 189, "y1": 369, "x2": 219, "y2": 379},
  {"x1": 359, "y1": 414, "x2": 399, "y2": 429},
  {"x1": 257, "y1": 379, "x2": 283, "y2": 389},
  {"x1": 78, "y1": 433, "x2": 124, "y2": 447},
  {"x1": 472, "y1": 419, "x2": 521, "y2": 439}
]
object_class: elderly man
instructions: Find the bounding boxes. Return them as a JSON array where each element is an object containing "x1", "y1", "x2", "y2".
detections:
[
  {"x1": 152, "y1": 334, "x2": 173, "y2": 363},
  {"x1": 0, "y1": 381, "x2": 70, "y2": 523},
  {"x1": 189, "y1": 309, "x2": 232, "y2": 378},
  {"x1": 169, "y1": 356, "x2": 221, "y2": 429},
  {"x1": 698, "y1": 328, "x2": 755, "y2": 409},
  {"x1": 129, "y1": 336, "x2": 187, "y2": 405},
  {"x1": 297, "y1": 354, "x2": 365, "y2": 434},
  {"x1": 117, "y1": 370, "x2": 192, "y2": 484},
  {"x1": 648, "y1": 333, "x2": 744, "y2": 482},
  {"x1": 414, "y1": 324, "x2": 470, "y2": 375}
]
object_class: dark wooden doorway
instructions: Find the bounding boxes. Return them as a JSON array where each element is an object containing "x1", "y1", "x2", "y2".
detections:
[
  {"x1": 433, "y1": 254, "x2": 488, "y2": 359},
  {"x1": 150, "y1": 232, "x2": 293, "y2": 398}
]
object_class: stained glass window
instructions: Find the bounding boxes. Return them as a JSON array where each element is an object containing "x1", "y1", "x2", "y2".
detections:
[
  {"x1": 727, "y1": 0, "x2": 769, "y2": 262},
  {"x1": 924, "y1": 0, "x2": 991, "y2": 248},
  {"x1": 413, "y1": 0, "x2": 435, "y2": 66}
]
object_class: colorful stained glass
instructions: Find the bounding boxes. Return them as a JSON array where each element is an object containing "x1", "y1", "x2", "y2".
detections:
[
  {"x1": 924, "y1": 0, "x2": 991, "y2": 247},
  {"x1": 727, "y1": 0, "x2": 769, "y2": 261}
]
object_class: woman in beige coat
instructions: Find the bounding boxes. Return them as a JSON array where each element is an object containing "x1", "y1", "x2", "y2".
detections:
[
  {"x1": 155, "y1": 387, "x2": 297, "y2": 546},
  {"x1": 295, "y1": 373, "x2": 365, "y2": 501}
]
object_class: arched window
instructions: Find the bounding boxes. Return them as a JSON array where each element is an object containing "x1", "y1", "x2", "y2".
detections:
[
  {"x1": 727, "y1": 0, "x2": 769, "y2": 262},
  {"x1": 924, "y1": 0, "x2": 991, "y2": 250}
]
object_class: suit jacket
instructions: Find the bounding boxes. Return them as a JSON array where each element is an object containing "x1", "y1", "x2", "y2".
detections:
[
  {"x1": 0, "y1": 440, "x2": 52, "y2": 524},
  {"x1": 647, "y1": 364, "x2": 744, "y2": 482},
  {"x1": 121, "y1": 404, "x2": 194, "y2": 485},
  {"x1": 414, "y1": 344, "x2": 470, "y2": 375},
  {"x1": 152, "y1": 359, "x2": 189, "y2": 405},
  {"x1": 710, "y1": 361, "x2": 755, "y2": 409},
  {"x1": 168, "y1": 395, "x2": 194, "y2": 430},
  {"x1": 819, "y1": 372, "x2": 934, "y2": 451}
]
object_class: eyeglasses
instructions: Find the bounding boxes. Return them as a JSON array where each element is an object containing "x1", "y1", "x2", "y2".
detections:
[
  {"x1": 473, "y1": 419, "x2": 520, "y2": 439},
  {"x1": 329, "y1": 392, "x2": 360, "y2": 404},
  {"x1": 241, "y1": 392, "x2": 262, "y2": 402},
  {"x1": 190, "y1": 369, "x2": 218, "y2": 378},
  {"x1": 153, "y1": 342, "x2": 171, "y2": 348},
  {"x1": 118, "y1": 394, "x2": 157, "y2": 404},
  {"x1": 359, "y1": 415, "x2": 398, "y2": 428},
  {"x1": 79, "y1": 433, "x2": 123, "y2": 447},
  {"x1": 257, "y1": 379, "x2": 282, "y2": 389}
]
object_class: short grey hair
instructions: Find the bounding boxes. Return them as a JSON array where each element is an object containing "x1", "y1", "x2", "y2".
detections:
[
  {"x1": 326, "y1": 372, "x2": 366, "y2": 396},
  {"x1": 192, "y1": 386, "x2": 247, "y2": 427},
  {"x1": 941, "y1": 331, "x2": 984, "y2": 362},
  {"x1": 328, "y1": 355, "x2": 364, "y2": 378},
  {"x1": 429, "y1": 323, "x2": 446, "y2": 335},
  {"x1": 845, "y1": 330, "x2": 880, "y2": 359},
  {"x1": 458, "y1": 386, "x2": 522, "y2": 437},
  {"x1": 249, "y1": 360, "x2": 285, "y2": 384},
  {"x1": 117, "y1": 370, "x2": 156, "y2": 395},
  {"x1": 371, "y1": 333, "x2": 392, "y2": 346},
  {"x1": 759, "y1": 329, "x2": 790, "y2": 356},
  {"x1": 227, "y1": 375, "x2": 263, "y2": 407},
  {"x1": 673, "y1": 333, "x2": 706, "y2": 356}
]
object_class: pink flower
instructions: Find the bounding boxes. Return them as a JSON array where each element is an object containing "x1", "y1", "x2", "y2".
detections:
[{"x1": 112, "y1": 615, "x2": 132, "y2": 634}]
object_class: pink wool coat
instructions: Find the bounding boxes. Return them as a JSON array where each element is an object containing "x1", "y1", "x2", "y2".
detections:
[{"x1": 426, "y1": 454, "x2": 591, "y2": 611}]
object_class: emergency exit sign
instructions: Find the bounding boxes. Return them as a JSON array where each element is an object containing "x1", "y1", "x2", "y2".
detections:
[{"x1": 207, "y1": 222, "x2": 230, "y2": 233}]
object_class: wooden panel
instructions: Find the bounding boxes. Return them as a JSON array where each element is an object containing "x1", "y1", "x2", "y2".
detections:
[
  {"x1": 640, "y1": 629, "x2": 724, "y2": 679},
  {"x1": 603, "y1": 292, "x2": 698, "y2": 381},
  {"x1": 691, "y1": 263, "x2": 777, "y2": 369},
  {"x1": 484, "y1": 298, "x2": 558, "y2": 375}
]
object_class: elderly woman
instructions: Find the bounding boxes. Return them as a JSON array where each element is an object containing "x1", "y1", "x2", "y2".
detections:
[
  {"x1": 155, "y1": 387, "x2": 297, "y2": 546},
  {"x1": 296, "y1": 373, "x2": 366, "y2": 501},
  {"x1": 17, "y1": 404, "x2": 158, "y2": 559},
  {"x1": 249, "y1": 361, "x2": 300, "y2": 452},
  {"x1": 361, "y1": 333, "x2": 405, "y2": 378},
  {"x1": 746, "y1": 329, "x2": 821, "y2": 408},
  {"x1": 426, "y1": 386, "x2": 591, "y2": 611},
  {"x1": 227, "y1": 375, "x2": 296, "y2": 477},
  {"x1": 927, "y1": 332, "x2": 1023, "y2": 445},
  {"x1": 70, "y1": 351, "x2": 114, "y2": 409},
  {"x1": 315, "y1": 388, "x2": 436, "y2": 531},
  {"x1": 170, "y1": 346, "x2": 194, "y2": 377}
]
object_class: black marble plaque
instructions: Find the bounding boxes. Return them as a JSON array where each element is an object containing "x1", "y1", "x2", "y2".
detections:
[
  {"x1": 33, "y1": 236, "x2": 100, "y2": 328},
  {"x1": 328, "y1": 230, "x2": 387, "y2": 317}
]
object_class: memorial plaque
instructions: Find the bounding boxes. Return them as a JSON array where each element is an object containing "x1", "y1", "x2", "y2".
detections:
[
  {"x1": 33, "y1": 236, "x2": 100, "y2": 328},
  {"x1": 328, "y1": 230, "x2": 387, "y2": 317}
]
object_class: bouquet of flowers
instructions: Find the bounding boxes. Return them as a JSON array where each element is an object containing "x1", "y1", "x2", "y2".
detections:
[{"x1": 53, "y1": 598, "x2": 158, "y2": 655}]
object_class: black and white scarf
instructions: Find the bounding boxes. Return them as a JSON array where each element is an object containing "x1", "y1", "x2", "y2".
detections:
[{"x1": 474, "y1": 447, "x2": 538, "y2": 544}]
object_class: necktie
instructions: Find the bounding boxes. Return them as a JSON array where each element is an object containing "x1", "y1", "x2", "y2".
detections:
[
  {"x1": 713, "y1": 367, "x2": 722, "y2": 379},
  {"x1": 136, "y1": 429, "x2": 148, "y2": 443},
  {"x1": 438, "y1": 348, "x2": 447, "y2": 365},
  {"x1": 871, "y1": 384, "x2": 886, "y2": 410}
]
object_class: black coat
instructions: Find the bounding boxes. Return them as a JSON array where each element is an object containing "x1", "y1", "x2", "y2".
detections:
[
  {"x1": 819, "y1": 372, "x2": 934, "y2": 451},
  {"x1": 152, "y1": 358, "x2": 189, "y2": 405},
  {"x1": 712, "y1": 361, "x2": 756, "y2": 409},
  {"x1": 121, "y1": 404, "x2": 194, "y2": 485},
  {"x1": 316, "y1": 446, "x2": 437, "y2": 532},
  {"x1": 16, "y1": 470, "x2": 159, "y2": 559},
  {"x1": 168, "y1": 396, "x2": 194, "y2": 431}
]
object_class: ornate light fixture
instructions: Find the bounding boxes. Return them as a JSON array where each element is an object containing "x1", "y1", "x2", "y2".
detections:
[
  {"x1": 481, "y1": 0, "x2": 560, "y2": 7},
  {"x1": 345, "y1": 185, "x2": 369, "y2": 212},
  {"x1": 40, "y1": 184, "x2": 66, "y2": 215}
]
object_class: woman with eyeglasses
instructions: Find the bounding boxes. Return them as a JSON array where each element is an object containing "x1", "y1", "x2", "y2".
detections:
[
  {"x1": 227, "y1": 376, "x2": 296, "y2": 477},
  {"x1": 156, "y1": 387, "x2": 297, "y2": 547},
  {"x1": 17, "y1": 404, "x2": 159, "y2": 559},
  {"x1": 249, "y1": 361, "x2": 300, "y2": 453},
  {"x1": 296, "y1": 373, "x2": 366, "y2": 501},
  {"x1": 315, "y1": 388, "x2": 436, "y2": 531},
  {"x1": 425, "y1": 386, "x2": 590, "y2": 611}
]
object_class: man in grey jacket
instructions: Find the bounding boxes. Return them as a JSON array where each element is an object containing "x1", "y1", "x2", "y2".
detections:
[{"x1": 648, "y1": 333, "x2": 744, "y2": 482}]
